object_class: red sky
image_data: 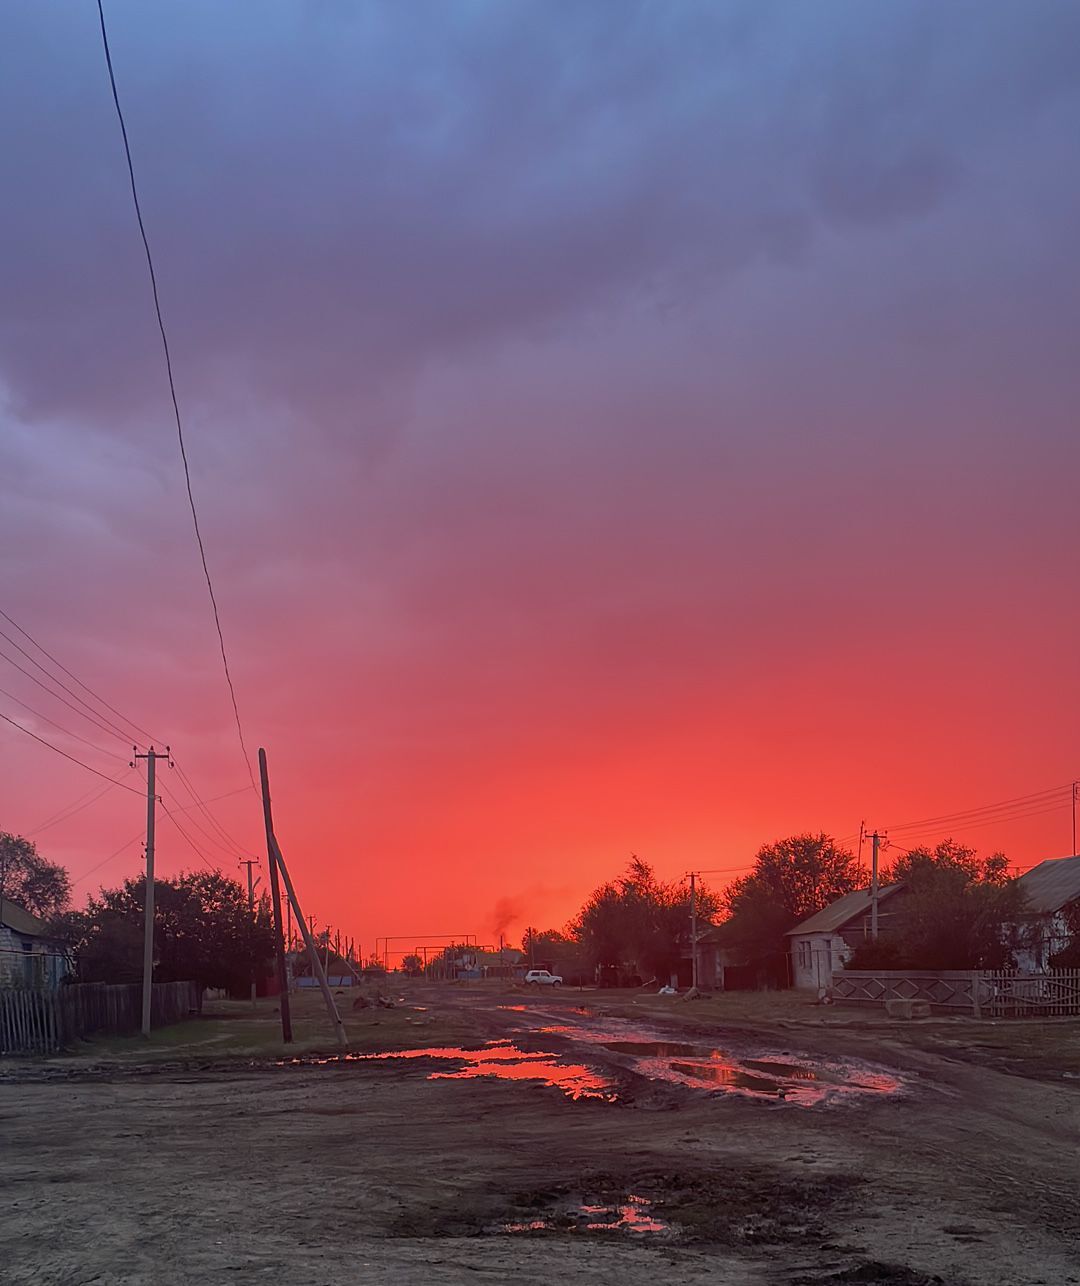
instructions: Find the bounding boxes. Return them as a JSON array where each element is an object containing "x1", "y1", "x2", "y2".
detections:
[{"x1": 2, "y1": 3, "x2": 1079, "y2": 957}]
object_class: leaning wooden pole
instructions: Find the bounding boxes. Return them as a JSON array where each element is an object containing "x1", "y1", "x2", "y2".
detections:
[
  {"x1": 269, "y1": 831, "x2": 349, "y2": 1053},
  {"x1": 258, "y1": 748, "x2": 293, "y2": 1044}
]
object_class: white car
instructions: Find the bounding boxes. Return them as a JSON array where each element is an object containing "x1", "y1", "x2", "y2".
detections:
[{"x1": 524, "y1": 969, "x2": 563, "y2": 987}]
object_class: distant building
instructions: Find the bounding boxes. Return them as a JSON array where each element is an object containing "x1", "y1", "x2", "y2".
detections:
[
  {"x1": 1012, "y1": 855, "x2": 1080, "y2": 970},
  {"x1": 0, "y1": 901, "x2": 68, "y2": 990},
  {"x1": 786, "y1": 885, "x2": 906, "y2": 991}
]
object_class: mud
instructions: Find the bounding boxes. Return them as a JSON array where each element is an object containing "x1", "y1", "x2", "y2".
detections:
[{"x1": 1, "y1": 987, "x2": 1077, "y2": 1285}]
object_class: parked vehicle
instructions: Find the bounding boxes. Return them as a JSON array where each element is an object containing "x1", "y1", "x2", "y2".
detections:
[{"x1": 524, "y1": 969, "x2": 563, "y2": 987}]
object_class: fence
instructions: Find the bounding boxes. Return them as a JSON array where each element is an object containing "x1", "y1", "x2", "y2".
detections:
[
  {"x1": 0, "y1": 980, "x2": 201, "y2": 1055},
  {"x1": 832, "y1": 969, "x2": 1080, "y2": 1018},
  {"x1": 982, "y1": 969, "x2": 1080, "y2": 1018}
]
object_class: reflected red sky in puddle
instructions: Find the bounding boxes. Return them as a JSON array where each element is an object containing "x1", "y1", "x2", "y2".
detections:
[
  {"x1": 538, "y1": 1022, "x2": 902, "y2": 1104},
  {"x1": 355, "y1": 1040, "x2": 617, "y2": 1101},
  {"x1": 503, "y1": 1193, "x2": 670, "y2": 1235}
]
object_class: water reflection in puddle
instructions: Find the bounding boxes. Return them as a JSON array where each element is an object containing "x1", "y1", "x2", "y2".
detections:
[
  {"x1": 538, "y1": 1022, "x2": 901, "y2": 1104},
  {"x1": 503, "y1": 1193, "x2": 670, "y2": 1235},
  {"x1": 349, "y1": 1041, "x2": 616, "y2": 1101}
]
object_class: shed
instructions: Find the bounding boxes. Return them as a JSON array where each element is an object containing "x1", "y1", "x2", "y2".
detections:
[
  {"x1": 786, "y1": 885, "x2": 905, "y2": 991},
  {"x1": 1013, "y1": 855, "x2": 1080, "y2": 970},
  {"x1": 0, "y1": 901, "x2": 68, "y2": 990}
]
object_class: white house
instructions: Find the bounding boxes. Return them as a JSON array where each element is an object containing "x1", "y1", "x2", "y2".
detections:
[
  {"x1": 0, "y1": 900, "x2": 68, "y2": 989},
  {"x1": 1012, "y1": 855, "x2": 1080, "y2": 971},
  {"x1": 786, "y1": 885, "x2": 906, "y2": 991}
]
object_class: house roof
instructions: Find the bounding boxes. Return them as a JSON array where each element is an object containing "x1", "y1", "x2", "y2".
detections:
[
  {"x1": 785, "y1": 884, "x2": 904, "y2": 937},
  {"x1": 1015, "y1": 855, "x2": 1080, "y2": 916},
  {"x1": 0, "y1": 900, "x2": 54, "y2": 938}
]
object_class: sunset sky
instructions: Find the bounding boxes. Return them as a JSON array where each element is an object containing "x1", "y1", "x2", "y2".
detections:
[{"x1": 2, "y1": 2, "x2": 1079, "y2": 955}]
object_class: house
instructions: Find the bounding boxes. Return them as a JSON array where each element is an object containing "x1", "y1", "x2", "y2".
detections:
[
  {"x1": 786, "y1": 885, "x2": 906, "y2": 991},
  {"x1": 1012, "y1": 855, "x2": 1080, "y2": 970},
  {"x1": 693, "y1": 919, "x2": 790, "y2": 991},
  {"x1": 0, "y1": 900, "x2": 68, "y2": 990}
]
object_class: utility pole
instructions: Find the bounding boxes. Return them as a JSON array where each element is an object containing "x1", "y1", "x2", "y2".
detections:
[
  {"x1": 258, "y1": 748, "x2": 292, "y2": 1044},
  {"x1": 1073, "y1": 781, "x2": 1078, "y2": 857},
  {"x1": 871, "y1": 831, "x2": 881, "y2": 941},
  {"x1": 689, "y1": 871, "x2": 699, "y2": 991},
  {"x1": 239, "y1": 857, "x2": 261, "y2": 1009},
  {"x1": 134, "y1": 745, "x2": 170, "y2": 1037}
]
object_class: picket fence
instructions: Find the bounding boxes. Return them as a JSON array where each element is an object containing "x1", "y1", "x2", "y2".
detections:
[
  {"x1": 0, "y1": 980, "x2": 201, "y2": 1055},
  {"x1": 832, "y1": 968, "x2": 1080, "y2": 1018}
]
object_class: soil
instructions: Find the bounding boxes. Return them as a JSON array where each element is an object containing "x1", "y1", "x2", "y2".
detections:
[{"x1": 1, "y1": 986, "x2": 1078, "y2": 1285}]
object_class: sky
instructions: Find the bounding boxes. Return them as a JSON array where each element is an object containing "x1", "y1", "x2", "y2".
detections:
[{"x1": 2, "y1": 1, "x2": 1079, "y2": 956}]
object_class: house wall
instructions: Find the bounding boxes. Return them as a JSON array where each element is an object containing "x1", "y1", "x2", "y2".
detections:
[
  {"x1": 0, "y1": 924, "x2": 66, "y2": 989},
  {"x1": 791, "y1": 932, "x2": 851, "y2": 990},
  {"x1": 1014, "y1": 911, "x2": 1072, "y2": 971}
]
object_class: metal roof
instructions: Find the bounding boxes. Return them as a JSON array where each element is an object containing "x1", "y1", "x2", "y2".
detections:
[
  {"x1": 1015, "y1": 855, "x2": 1080, "y2": 916},
  {"x1": 0, "y1": 900, "x2": 53, "y2": 938},
  {"x1": 785, "y1": 884, "x2": 904, "y2": 937}
]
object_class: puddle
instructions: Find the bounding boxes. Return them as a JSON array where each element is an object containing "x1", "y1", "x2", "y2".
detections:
[
  {"x1": 539, "y1": 1021, "x2": 902, "y2": 1104},
  {"x1": 281, "y1": 1041, "x2": 616, "y2": 1101},
  {"x1": 280, "y1": 1018, "x2": 901, "y2": 1106},
  {"x1": 502, "y1": 1193, "x2": 671, "y2": 1236}
]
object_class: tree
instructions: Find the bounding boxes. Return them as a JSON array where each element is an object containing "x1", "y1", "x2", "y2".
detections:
[
  {"x1": 571, "y1": 857, "x2": 718, "y2": 982},
  {"x1": 0, "y1": 832, "x2": 71, "y2": 919},
  {"x1": 521, "y1": 927, "x2": 591, "y2": 984},
  {"x1": 722, "y1": 833, "x2": 862, "y2": 947},
  {"x1": 401, "y1": 953, "x2": 424, "y2": 977},
  {"x1": 849, "y1": 841, "x2": 1027, "y2": 970},
  {"x1": 65, "y1": 870, "x2": 275, "y2": 991}
]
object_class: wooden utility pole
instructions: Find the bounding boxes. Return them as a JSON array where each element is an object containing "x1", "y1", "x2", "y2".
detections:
[
  {"x1": 689, "y1": 871, "x2": 699, "y2": 990},
  {"x1": 134, "y1": 746, "x2": 170, "y2": 1037},
  {"x1": 871, "y1": 831, "x2": 881, "y2": 940},
  {"x1": 269, "y1": 831, "x2": 348, "y2": 1052},
  {"x1": 239, "y1": 857, "x2": 260, "y2": 1009},
  {"x1": 258, "y1": 748, "x2": 292, "y2": 1044}
]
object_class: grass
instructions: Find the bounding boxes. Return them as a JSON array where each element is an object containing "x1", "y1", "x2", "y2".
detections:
[{"x1": 63, "y1": 988, "x2": 481, "y2": 1065}]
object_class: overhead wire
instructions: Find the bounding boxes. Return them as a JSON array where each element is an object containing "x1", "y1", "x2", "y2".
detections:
[
  {"x1": 170, "y1": 759, "x2": 251, "y2": 857},
  {"x1": 95, "y1": 0, "x2": 257, "y2": 793},
  {"x1": 0, "y1": 711, "x2": 144, "y2": 794},
  {"x1": 160, "y1": 801, "x2": 223, "y2": 875},
  {"x1": 26, "y1": 770, "x2": 135, "y2": 838},
  {"x1": 69, "y1": 828, "x2": 145, "y2": 888},
  {"x1": 0, "y1": 606, "x2": 158, "y2": 745},
  {"x1": 0, "y1": 683, "x2": 128, "y2": 762},
  {"x1": 0, "y1": 641, "x2": 135, "y2": 749},
  {"x1": 884, "y1": 783, "x2": 1071, "y2": 834}
]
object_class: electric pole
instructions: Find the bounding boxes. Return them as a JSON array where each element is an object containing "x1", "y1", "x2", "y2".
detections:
[
  {"x1": 258, "y1": 748, "x2": 292, "y2": 1044},
  {"x1": 689, "y1": 872, "x2": 699, "y2": 991},
  {"x1": 239, "y1": 857, "x2": 260, "y2": 1009},
  {"x1": 134, "y1": 745, "x2": 170, "y2": 1037},
  {"x1": 870, "y1": 831, "x2": 881, "y2": 941},
  {"x1": 1072, "y1": 781, "x2": 1078, "y2": 857}
]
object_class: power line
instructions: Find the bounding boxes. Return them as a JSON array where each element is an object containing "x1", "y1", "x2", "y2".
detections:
[
  {"x1": 0, "y1": 711, "x2": 143, "y2": 794},
  {"x1": 170, "y1": 759, "x2": 251, "y2": 858},
  {"x1": 0, "y1": 607, "x2": 158, "y2": 745},
  {"x1": 160, "y1": 802, "x2": 222, "y2": 875},
  {"x1": 0, "y1": 683, "x2": 127, "y2": 762},
  {"x1": 70, "y1": 828, "x2": 145, "y2": 888},
  {"x1": 0, "y1": 636, "x2": 135, "y2": 748},
  {"x1": 158, "y1": 777, "x2": 246, "y2": 863},
  {"x1": 95, "y1": 0, "x2": 257, "y2": 793},
  {"x1": 885, "y1": 784, "x2": 1071, "y2": 834},
  {"x1": 27, "y1": 771, "x2": 134, "y2": 838}
]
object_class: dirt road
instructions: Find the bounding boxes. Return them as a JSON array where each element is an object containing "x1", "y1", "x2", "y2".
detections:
[{"x1": 1, "y1": 988, "x2": 1077, "y2": 1285}]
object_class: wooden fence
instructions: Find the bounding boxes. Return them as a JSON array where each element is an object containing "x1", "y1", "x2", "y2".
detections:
[
  {"x1": 982, "y1": 969, "x2": 1080, "y2": 1018},
  {"x1": 0, "y1": 980, "x2": 201, "y2": 1055},
  {"x1": 832, "y1": 969, "x2": 1080, "y2": 1017}
]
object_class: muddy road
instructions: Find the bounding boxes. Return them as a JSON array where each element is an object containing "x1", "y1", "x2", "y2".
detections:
[{"x1": 2, "y1": 989, "x2": 1078, "y2": 1285}]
